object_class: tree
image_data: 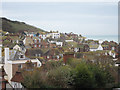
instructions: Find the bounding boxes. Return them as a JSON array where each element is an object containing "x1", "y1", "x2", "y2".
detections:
[
  {"x1": 22, "y1": 59, "x2": 115, "y2": 88},
  {"x1": 47, "y1": 65, "x2": 73, "y2": 88},
  {"x1": 72, "y1": 62, "x2": 95, "y2": 88},
  {"x1": 72, "y1": 62, "x2": 114, "y2": 88},
  {"x1": 22, "y1": 68, "x2": 45, "y2": 88}
]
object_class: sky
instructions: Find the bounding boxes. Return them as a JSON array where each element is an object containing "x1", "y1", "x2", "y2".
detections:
[{"x1": 1, "y1": 1, "x2": 118, "y2": 36}]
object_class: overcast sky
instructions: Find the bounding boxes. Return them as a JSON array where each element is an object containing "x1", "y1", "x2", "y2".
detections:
[{"x1": 1, "y1": 1, "x2": 118, "y2": 35}]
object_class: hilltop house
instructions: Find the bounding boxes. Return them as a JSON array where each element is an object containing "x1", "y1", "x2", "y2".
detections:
[
  {"x1": 49, "y1": 40, "x2": 63, "y2": 47},
  {"x1": 65, "y1": 40, "x2": 74, "y2": 42},
  {"x1": 39, "y1": 34, "x2": 47, "y2": 40},
  {"x1": 50, "y1": 32, "x2": 60, "y2": 39}
]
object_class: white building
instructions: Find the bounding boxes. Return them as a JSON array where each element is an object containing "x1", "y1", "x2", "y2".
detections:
[
  {"x1": 65, "y1": 40, "x2": 73, "y2": 42},
  {"x1": 56, "y1": 42, "x2": 63, "y2": 47},
  {"x1": 90, "y1": 40, "x2": 103, "y2": 51},
  {"x1": 50, "y1": 33, "x2": 60, "y2": 39},
  {"x1": 39, "y1": 34, "x2": 47, "y2": 40},
  {"x1": 2, "y1": 48, "x2": 42, "y2": 88},
  {"x1": 49, "y1": 40, "x2": 63, "y2": 47}
]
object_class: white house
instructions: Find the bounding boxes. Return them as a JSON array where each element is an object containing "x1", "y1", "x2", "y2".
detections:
[
  {"x1": 50, "y1": 33, "x2": 60, "y2": 39},
  {"x1": 13, "y1": 44, "x2": 26, "y2": 53},
  {"x1": 109, "y1": 51, "x2": 116, "y2": 58},
  {"x1": 49, "y1": 40, "x2": 63, "y2": 47},
  {"x1": 65, "y1": 40, "x2": 73, "y2": 42},
  {"x1": 56, "y1": 42, "x2": 63, "y2": 47},
  {"x1": 2, "y1": 48, "x2": 42, "y2": 88}
]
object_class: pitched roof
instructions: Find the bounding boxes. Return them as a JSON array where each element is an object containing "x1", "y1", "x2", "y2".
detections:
[
  {"x1": 9, "y1": 50, "x2": 30, "y2": 61},
  {"x1": 25, "y1": 48, "x2": 43, "y2": 56},
  {"x1": 89, "y1": 44, "x2": 99, "y2": 49},
  {"x1": 44, "y1": 48, "x2": 60, "y2": 56},
  {"x1": 11, "y1": 71, "x2": 24, "y2": 83}
]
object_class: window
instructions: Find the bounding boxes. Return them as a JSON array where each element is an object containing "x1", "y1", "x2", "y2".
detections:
[
  {"x1": 18, "y1": 64, "x2": 22, "y2": 69},
  {"x1": 34, "y1": 39, "x2": 37, "y2": 43},
  {"x1": 39, "y1": 39, "x2": 41, "y2": 43},
  {"x1": 35, "y1": 54, "x2": 38, "y2": 57},
  {"x1": 47, "y1": 56, "x2": 49, "y2": 59},
  {"x1": 20, "y1": 55, "x2": 24, "y2": 58},
  {"x1": 34, "y1": 45, "x2": 37, "y2": 47},
  {"x1": 19, "y1": 54, "x2": 25, "y2": 59}
]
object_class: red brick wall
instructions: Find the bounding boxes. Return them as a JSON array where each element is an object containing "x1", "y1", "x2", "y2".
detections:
[
  {"x1": 63, "y1": 54, "x2": 74, "y2": 64},
  {"x1": 12, "y1": 62, "x2": 37, "y2": 76}
]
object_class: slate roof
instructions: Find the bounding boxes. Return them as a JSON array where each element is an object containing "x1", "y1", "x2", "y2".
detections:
[
  {"x1": 9, "y1": 50, "x2": 30, "y2": 61},
  {"x1": 44, "y1": 48, "x2": 60, "y2": 56},
  {"x1": 25, "y1": 48, "x2": 44, "y2": 57}
]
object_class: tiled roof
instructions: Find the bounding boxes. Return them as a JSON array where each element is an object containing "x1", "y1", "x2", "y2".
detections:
[{"x1": 11, "y1": 71, "x2": 24, "y2": 83}]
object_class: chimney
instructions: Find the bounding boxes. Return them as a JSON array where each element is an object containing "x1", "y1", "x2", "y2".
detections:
[
  {"x1": 5, "y1": 48, "x2": 9, "y2": 64},
  {"x1": 0, "y1": 48, "x2": 2, "y2": 63}
]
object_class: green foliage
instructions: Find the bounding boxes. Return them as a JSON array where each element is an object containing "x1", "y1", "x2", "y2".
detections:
[
  {"x1": 72, "y1": 62, "x2": 95, "y2": 88},
  {"x1": 2, "y1": 17, "x2": 45, "y2": 33},
  {"x1": 43, "y1": 60, "x2": 63, "y2": 71},
  {"x1": 72, "y1": 62, "x2": 114, "y2": 88},
  {"x1": 47, "y1": 65, "x2": 73, "y2": 88},
  {"x1": 22, "y1": 59, "x2": 115, "y2": 88},
  {"x1": 23, "y1": 68, "x2": 45, "y2": 88}
]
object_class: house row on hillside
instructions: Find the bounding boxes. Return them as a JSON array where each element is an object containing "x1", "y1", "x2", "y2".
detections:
[{"x1": 2, "y1": 31, "x2": 119, "y2": 54}]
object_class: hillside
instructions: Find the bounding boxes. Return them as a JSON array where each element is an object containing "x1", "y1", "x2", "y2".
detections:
[{"x1": 1, "y1": 17, "x2": 46, "y2": 33}]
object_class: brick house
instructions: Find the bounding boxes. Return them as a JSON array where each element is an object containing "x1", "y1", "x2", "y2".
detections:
[
  {"x1": 25, "y1": 48, "x2": 43, "y2": 58},
  {"x1": 43, "y1": 48, "x2": 62, "y2": 60},
  {"x1": 63, "y1": 52, "x2": 75, "y2": 64}
]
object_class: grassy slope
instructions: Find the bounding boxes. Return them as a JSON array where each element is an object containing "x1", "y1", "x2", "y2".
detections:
[{"x1": 1, "y1": 17, "x2": 46, "y2": 33}]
